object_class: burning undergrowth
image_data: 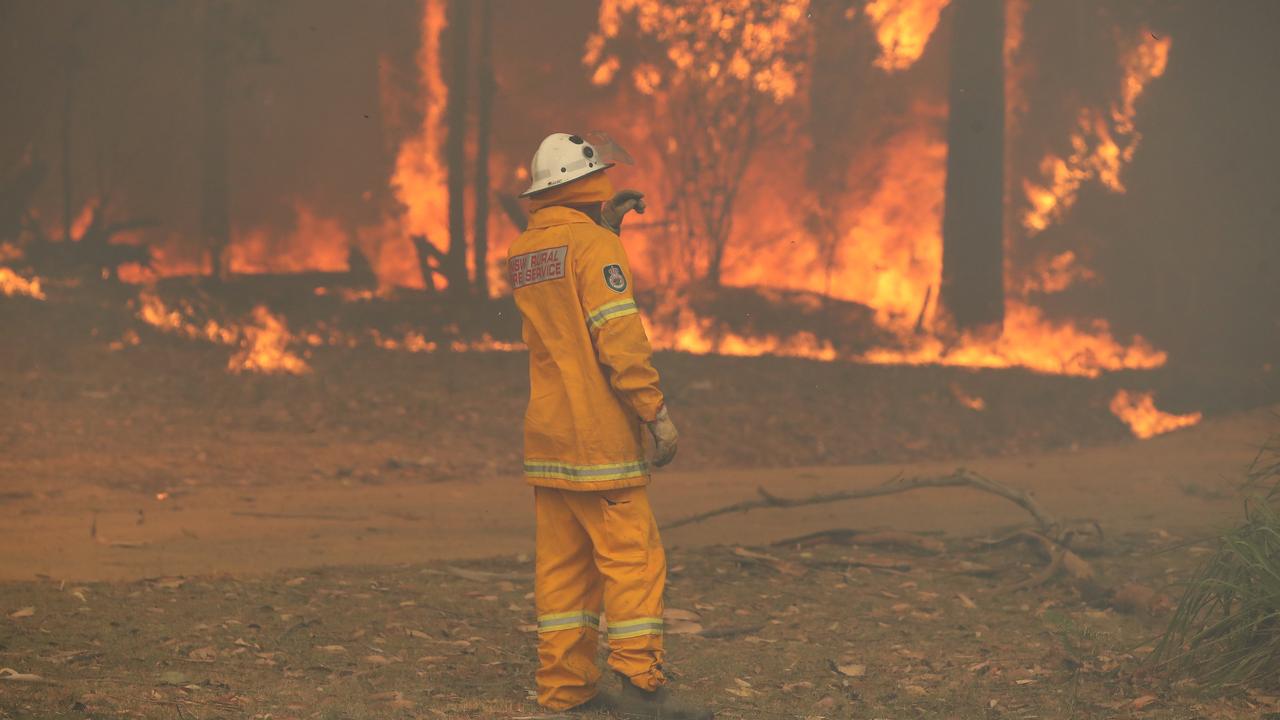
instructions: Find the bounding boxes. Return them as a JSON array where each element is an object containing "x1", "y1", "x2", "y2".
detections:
[{"x1": 0, "y1": 265, "x2": 1229, "y2": 443}]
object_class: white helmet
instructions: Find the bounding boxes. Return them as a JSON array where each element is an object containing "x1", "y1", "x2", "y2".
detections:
[{"x1": 520, "y1": 132, "x2": 627, "y2": 197}]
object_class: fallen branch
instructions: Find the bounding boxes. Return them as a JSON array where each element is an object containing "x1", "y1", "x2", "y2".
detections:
[
  {"x1": 669, "y1": 469, "x2": 1110, "y2": 591},
  {"x1": 666, "y1": 468, "x2": 1060, "y2": 539}
]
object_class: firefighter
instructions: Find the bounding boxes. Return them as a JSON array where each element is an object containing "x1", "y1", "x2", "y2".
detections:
[{"x1": 507, "y1": 132, "x2": 711, "y2": 720}]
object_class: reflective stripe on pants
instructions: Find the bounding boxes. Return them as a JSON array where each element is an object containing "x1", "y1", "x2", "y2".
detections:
[{"x1": 533, "y1": 485, "x2": 666, "y2": 710}]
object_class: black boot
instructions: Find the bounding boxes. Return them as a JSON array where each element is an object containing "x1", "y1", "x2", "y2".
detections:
[{"x1": 597, "y1": 673, "x2": 713, "y2": 719}]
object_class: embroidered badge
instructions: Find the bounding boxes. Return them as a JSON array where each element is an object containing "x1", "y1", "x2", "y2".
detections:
[
  {"x1": 508, "y1": 246, "x2": 568, "y2": 289},
  {"x1": 603, "y1": 264, "x2": 627, "y2": 293}
]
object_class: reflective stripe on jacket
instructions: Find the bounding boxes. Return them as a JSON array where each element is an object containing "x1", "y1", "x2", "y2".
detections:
[{"x1": 508, "y1": 205, "x2": 664, "y2": 491}]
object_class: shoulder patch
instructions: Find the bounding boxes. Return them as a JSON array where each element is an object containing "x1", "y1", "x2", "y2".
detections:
[
  {"x1": 509, "y1": 246, "x2": 568, "y2": 289},
  {"x1": 603, "y1": 264, "x2": 627, "y2": 293}
]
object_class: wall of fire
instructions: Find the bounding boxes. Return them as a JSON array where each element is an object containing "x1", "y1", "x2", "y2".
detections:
[{"x1": 2, "y1": 0, "x2": 1277, "y2": 370}]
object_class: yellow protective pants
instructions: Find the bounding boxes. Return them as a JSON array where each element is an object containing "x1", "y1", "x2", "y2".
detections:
[{"x1": 534, "y1": 485, "x2": 666, "y2": 710}]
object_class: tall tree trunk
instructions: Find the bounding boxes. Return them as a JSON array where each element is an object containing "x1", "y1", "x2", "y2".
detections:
[
  {"x1": 940, "y1": 0, "x2": 1005, "y2": 331},
  {"x1": 61, "y1": 45, "x2": 75, "y2": 243},
  {"x1": 471, "y1": 0, "x2": 493, "y2": 298},
  {"x1": 201, "y1": 0, "x2": 232, "y2": 280},
  {"x1": 806, "y1": 0, "x2": 876, "y2": 302},
  {"x1": 443, "y1": 0, "x2": 471, "y2": 297}
]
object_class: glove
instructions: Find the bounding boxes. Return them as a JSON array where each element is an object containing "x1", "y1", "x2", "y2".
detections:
[
  {"x1": 601, "y1": 189, "x2": 646, "y2": 233},
  {"x1": 645, "y1": 405, "x2": 678, "y2": 468}
]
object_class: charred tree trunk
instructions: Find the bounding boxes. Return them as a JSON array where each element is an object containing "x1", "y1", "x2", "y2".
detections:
[
  {"x1": 201, "y1": 0, "x2": 232, "y2": 280},
  {"x1": 443, "y1": 0, "x2": 471, "y2": 298},
  {"x1": 940, "y1": 0, "x2": 1005, "y2": 331},
  {"x1": 806, "y1": 0, "x2": 876, "y2": 301},
  {"x1": 412, "y1": 234, "x2": 443, "y2": 294},
  {"x1": 471, "y1": 0, "x2": 493, "y2": 299},
  {"x1": 61, "y1": 47, "x2": 76, "y2": 243}
]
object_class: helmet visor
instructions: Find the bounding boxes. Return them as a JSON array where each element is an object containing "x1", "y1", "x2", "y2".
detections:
[{"x1": 582, "y1": 131, "x2": 635, "y2": 166}]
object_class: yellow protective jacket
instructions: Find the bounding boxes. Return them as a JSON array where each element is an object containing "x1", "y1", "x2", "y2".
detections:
[{"x1": 508, "y1": 201, "x2": 664, "y2": 491}]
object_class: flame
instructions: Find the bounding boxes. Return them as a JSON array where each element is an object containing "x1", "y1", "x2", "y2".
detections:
[
  {"x1": 229, "y1": 306, "x2": 311, "y2": 375},
  {"x1": 724, "y1": 118, "x2": 947, "y2": 327},
  {"x1": 1022, "y1": 29, "x2": 1171, "y2": 234},
  {"x1": 589, "y1": 1, "x2": 810, "y2": 102},
  {"x1": 384, "y1": 0, "x2": 449, "y2": 288},
  {"x1": 865, "y1": 0, "x2": 950, "y2": 71},
  {"x1": 646, "y1": 304, "x2": 837, "y2": 361},
  {"x1": 87, "y1": 4, "x2": 1178, "y2": 385},
  {"x1": 134, "y1": 289, "x2": 518, "y2": 371},
  {"x1": 229, "y1": 201, "x2": 349, "y2": 275},
  {"x1": 135, "y1": 291, "x2": 309, "y2": 374},
  {"x1": 0, "y1": 268, "x2": 46, "y2": 299},
  {"x1": 1109, "y1": 389, "x2": 1202, "y2": 439},
  {"x1": 1018, "y1": 250, "x2": 1096, "y2": 295},
  {"x1": 862, "y1": 303, "x2": 1166, "y2": 378}
]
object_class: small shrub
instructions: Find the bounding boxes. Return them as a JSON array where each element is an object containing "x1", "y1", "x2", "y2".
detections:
[{"x1": 1153, "y1": 435, "x2": 1280, "y2": 690}]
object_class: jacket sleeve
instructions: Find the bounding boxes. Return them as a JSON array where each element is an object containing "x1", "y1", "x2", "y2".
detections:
[{"x1": 573, "y1": 226, "x2": 665, "y2": 422}]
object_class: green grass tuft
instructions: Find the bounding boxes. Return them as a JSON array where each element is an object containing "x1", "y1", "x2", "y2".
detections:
[{"x1": 1153, "y1": 434, "x2": 1280, "y2": 690}]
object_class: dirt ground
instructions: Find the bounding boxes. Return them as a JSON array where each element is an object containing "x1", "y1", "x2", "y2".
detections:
[
  {"x1": 0, "y1": 402, "x2": 1275, "y2": 583},
  {"x1": 3, "y1": 297, "x2": 1280, "y2": 717},
  {"x1": 2, "y1": 499, "x2": 1279, "y2": 719}
]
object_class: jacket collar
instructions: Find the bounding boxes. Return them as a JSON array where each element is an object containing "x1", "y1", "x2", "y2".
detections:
[{"x1": 526, "y1": 205, "x2": 596, "y2": 230}]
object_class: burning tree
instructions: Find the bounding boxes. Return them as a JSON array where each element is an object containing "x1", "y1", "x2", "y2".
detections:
[{"x1": 585, "y1": 0, "x2": 811, "y2": 287}]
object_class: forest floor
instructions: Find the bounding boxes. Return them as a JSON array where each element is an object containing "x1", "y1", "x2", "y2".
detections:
[
  {"x1": 1, "y1": 295, "x2": 1279, "y2": 717},
  {"x1": 3, "y1": 520, "x2": 1280, "y2": 719}
]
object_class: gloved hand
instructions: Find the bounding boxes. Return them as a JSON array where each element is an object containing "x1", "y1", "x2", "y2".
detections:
[
  {"x1": 601, "y1": 189, "x2": 646, "y2": 232},
  {"x1": 646, "y1": 405, "x2": 678, "y2": 468}
]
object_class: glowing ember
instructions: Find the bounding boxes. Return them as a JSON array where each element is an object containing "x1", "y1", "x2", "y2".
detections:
[
  {"x1": 0, "y1": 268, "x2": 46, "y2": 299},
  {"x1": 1109, "y1": 390, "x2": 1202, "y2": 439},
  {"x1": 69, "y1": 198, "x2": 98, "y2": 241},
  {"x1": 951, "y1": 383, "x2": 986, "y2": 411},
  {"x1": 865, "y1": 0, "x2": 950, "y2": 71},
  {"x1": 1022, "y1": 29, "x2": 1171, "y2": 234},
  {"x1": 107, "y1": 328, "x2": 141, "y2": 352},
  {"x1": 0, "y1": 243, "x2": 23, "y2": 263}
]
